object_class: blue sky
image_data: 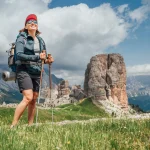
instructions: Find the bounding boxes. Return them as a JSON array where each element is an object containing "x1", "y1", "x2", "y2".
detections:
[{"x1": 49, "y1": 0, "x2": 142, "y2": 9}]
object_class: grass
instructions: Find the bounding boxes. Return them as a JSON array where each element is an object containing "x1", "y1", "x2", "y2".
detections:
[
  {"x1": 0, "y1": 98, "x2": 109, "y2": 125},
  {"x1": 0, "y1": 98, "x2": 150, "y2": 149},
  {"x1": 0, "y1": 119, "x2": 150, "y2": 149}
]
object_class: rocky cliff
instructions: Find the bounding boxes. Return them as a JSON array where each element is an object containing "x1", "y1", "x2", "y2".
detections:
[{"x1": 84, "y1": 53, "x2": 128, "y2": 109}]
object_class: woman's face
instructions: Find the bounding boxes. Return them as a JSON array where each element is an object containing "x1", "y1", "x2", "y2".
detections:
[{"x1": 25, "y1": 20, "x2": 38, "y2": 32}]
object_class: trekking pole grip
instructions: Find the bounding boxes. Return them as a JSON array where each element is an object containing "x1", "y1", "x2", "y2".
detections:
[
  {"x1": 47, "y1": 54, "x2": 51, "y2": 59},
  {"x1": 47, "y1": 54, "x2": 54, "y2": 65}
]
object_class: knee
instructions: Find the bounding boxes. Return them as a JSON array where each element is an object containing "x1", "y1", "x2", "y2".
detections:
[
  {"x1": 29, "y1": 99, "x2": 36, "y2": 106},
  {"x1": 30, "y1": 93, "x2": 39, "y2": 105},
  {"x1": 33, "y1": 93, "x2": 39, "y2": 101},
  {"x1": 24, "y1": 94, "x2": 33, "y2": 104}
]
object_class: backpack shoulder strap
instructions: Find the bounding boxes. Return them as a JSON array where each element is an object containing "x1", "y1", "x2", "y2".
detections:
[
  {"x1": 15, "y1": 32, "x2": 27, "y2": 45},
  {"x1": 36, "y1": 36, "x2": 46, "y2": 51}
]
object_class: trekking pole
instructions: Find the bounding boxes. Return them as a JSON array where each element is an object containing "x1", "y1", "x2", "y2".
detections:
[
  {"x1": 47, "y1": 54, "x2": 53, "y2": 124},
  {"x1": 48, "y1": 54, "x2": 52, "y2": 99},
  {"x1": 36, "y1": 50, "x2": 46, "y2": 126}
]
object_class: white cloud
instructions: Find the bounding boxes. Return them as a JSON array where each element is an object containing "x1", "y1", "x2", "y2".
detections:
[
  {"x1": 117, "y1": 4, "x2": 128, "y2": 13},
  {"x1": 39, "y1": 3, "x2": 128, "y2": 71},
  {"x1": 0, "y1": 0, "x2": 149, "y2": 85},
  {"x1": 129, "y1": 3, "x2": 150, "y2": 24},
  {"x1": 54, "y1": 69, "x2": 84, "y2": 86},
  {"x1": 142, "y1": 0, "x2": 150, "y2": 5},
  {"x1": 117, "y1": 2, "x2": 150, "y2": 31},
  {"x1": 42, "y1": 0, "x2": 52, "y2": 4},
  {"x1": 127, "y1": 64, "x2": 150, "y2": 76},
  {"x1": 5, "y1": 0, "x2": 16, "y2": 3}
]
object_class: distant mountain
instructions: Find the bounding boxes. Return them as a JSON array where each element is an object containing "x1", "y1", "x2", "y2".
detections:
[
  {"x1": 127, "y1": 75, "x2": 150, "y2": 112},
  {"x1": 44, "y1": 68, "x2": 63, "y2": 85},
  {"x1": 127, "y1": 75, "x2": 150, "y2": 97},
  {"x1": 0, "y1": 64, "x2": 63, "y2": 104}
]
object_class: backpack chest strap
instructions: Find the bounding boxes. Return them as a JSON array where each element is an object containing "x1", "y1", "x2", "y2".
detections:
[{"x1": 15, "y1": 60, "x2": 42, "y2": 65}]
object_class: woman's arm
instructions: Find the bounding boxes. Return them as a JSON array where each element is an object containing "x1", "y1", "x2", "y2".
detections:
[{"x1": 16, "y1": 36, "x2": 40, "y2": 61}]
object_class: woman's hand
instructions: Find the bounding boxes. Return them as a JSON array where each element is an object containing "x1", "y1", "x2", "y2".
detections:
[
  {"x1": 45, "y1": 54, "x2": 54, "y2": 64},
  {"x1": 40, "y1": 51, "x2": 46, "y2": 60}
]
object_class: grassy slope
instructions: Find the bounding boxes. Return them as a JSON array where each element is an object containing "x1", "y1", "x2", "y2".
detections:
[
  {"x1": 0, "y1": 98, "x2": 150, "y2": 149},
  {"x1": 0, "y1": 98, "x2": 109, "y2": 125}
]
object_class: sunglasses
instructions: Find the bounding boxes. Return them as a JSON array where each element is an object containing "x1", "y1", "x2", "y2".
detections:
[{"x1": 27, "y1": 20, "x2": 38, "y2": 24}]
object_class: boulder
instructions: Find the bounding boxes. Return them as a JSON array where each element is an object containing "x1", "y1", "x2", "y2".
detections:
[{"x1": 70, "y1": 85, "x2": 87, "y2": 100}]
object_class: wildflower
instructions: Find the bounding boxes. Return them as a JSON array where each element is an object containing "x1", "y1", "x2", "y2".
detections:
[{"x1": 67, "y1": 141, "x2": 71, "y2": 144}]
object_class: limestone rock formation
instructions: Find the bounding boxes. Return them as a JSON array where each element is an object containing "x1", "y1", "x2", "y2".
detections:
[
  {"x1": 57, "y1": 80, "x2": 70, "y2": 98},
  {"x1": 84, "y1": 53, "x2": 128, "y2": 109},
  {"x1": 43, "y1": 89, "x2": 72, "y2": 107},
  {"x1": 69, "y1": 85, "x2": 87, "y2": 100},
  {"x1": 42, "y1": 80, "x2": 78, "y2": 107}
]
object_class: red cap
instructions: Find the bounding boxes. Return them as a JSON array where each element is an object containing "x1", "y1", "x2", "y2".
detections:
[{"x1": 25, "y1": 14, "x2": 37, "y2": 25}]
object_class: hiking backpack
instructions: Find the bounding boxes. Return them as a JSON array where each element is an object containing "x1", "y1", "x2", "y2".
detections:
[
  {"x1": 7, "y1": 37, "x2": 26, "y2": 73},
  {"x1": 7, "y1": 43, "x2": 18, "y2": 73}
]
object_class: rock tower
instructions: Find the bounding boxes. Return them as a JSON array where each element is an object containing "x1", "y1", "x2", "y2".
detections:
[{"x1": 84, "y1": 53, "x2": 128, "y2": 109}]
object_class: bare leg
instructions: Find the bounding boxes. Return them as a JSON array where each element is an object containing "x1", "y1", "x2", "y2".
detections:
[
  {"x1": 11, "y1": 89, "x2": 33, "y2": 126},
  {"x1": 28, "y1": 92, "x2": 39, "y2": 125}
]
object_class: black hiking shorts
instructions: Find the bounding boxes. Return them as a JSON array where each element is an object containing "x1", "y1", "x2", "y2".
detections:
[{"x1": 17, "y1": 71, "x2": 40, "y2": 93}]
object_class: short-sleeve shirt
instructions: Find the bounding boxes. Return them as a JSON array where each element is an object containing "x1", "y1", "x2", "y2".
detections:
[{"x1": 34, "y1": 37, "x2": 40, "y2": 56}]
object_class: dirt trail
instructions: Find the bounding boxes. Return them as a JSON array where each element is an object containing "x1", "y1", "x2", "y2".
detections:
[{"x1": 31, "y1": 113, "x2": 150, "y2": 127}]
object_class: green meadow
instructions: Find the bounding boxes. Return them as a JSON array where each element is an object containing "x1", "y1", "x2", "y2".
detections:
[
  {"x1": 0, "y1": 98, "x2": 109, "y2": 125},
  {"x1": 0, "y1": 98, "x2": 150, "y2": 150}
]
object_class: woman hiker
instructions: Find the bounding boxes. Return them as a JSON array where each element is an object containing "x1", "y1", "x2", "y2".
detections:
[{"x1": 10, "y1": 14, "x2": 54, "y2": 128}]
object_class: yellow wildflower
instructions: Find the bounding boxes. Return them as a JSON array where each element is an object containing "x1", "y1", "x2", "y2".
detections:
[{"x1": 67, "y1": 141, "x2": 71, "y2": 144}]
